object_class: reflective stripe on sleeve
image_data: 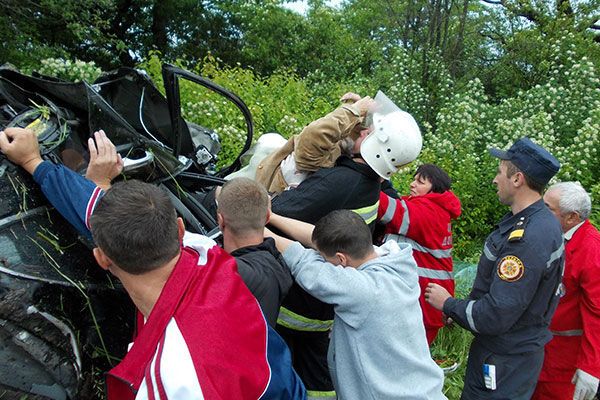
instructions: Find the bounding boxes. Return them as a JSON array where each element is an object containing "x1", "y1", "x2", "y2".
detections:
[
  {"x1": 277, "y1": 307, "x2": 333, "y2": 332},
  {"x1": 398, "y1": 199, "x2": 410, "y2": 235},
  {"x1": 550, "y1": 329, "x2": 583, "y2": 336},
  {"x1": 546, "y1": 242, "x2": 565, "y2": 269},
  {"x1": 417, "y1": 267, "x2": 454, "y2": 280},
  {"x1": 379, "y1": 196, "x2": 396, "y2": 224},
  {"x1": 351, "y1": 201, "x2": 379, "y2": 225},
  {"x1": 483, "y1": 243, "x2": 496, "y2": 262},
  {"x1": 466, "y1": 300, "x2": 479, "y2": 333}
]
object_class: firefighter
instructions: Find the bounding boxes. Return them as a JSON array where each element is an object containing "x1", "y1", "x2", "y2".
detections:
[{"x1": 425, "y1": 137, "x2": 564, "y2": 399}]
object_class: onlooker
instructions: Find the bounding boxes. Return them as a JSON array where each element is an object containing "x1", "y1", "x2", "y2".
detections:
[
  {"x1": 0, "y1": 127, "x2": 306, "y2": 399},
  {"x1": 217, "y1": 177, "x2": 293, "y2": 327},
  {"x1": 377, "y1": 163, "x2": 461, "y2": 344},
  {"x1": 425, "y1": 137, "x2": 564, "y2": 399},
  {"x1": 270, "y1": 92, "x2": 422, "y2": 398},
  {"x1": 267, "y1": 210, "x2": 447, "y2": 400},
  {"x1": 532, "y1": 182, "x2": 600, "y2": 400}
]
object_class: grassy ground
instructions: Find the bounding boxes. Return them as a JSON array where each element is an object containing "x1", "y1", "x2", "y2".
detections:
[
  {"x1": 430, "y1": 262, "x2": 477, "y2": 399},
  {"x1": 431, "y1": 324, "x2": 473, "y2": 399}
]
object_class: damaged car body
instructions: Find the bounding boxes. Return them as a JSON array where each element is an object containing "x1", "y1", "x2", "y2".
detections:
[{"x1": 0, "y1": 64, "x2": 254, "y2": 398}]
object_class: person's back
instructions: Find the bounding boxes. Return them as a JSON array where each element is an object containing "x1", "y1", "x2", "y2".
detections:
[
  {"x1": 217, "y1": 178, "x2": 293, "y2": 327},
  {"x1": 270, "y1": 94, "x2": 423, "y2": 397},
  {"x1": 268, "y1": 210, "x2": 446, "y2": 399},
  {"x1": 0, "y1": 127, "x2": 306, "y2": 400},
  {"x1": 326, "y1": 239, "x2": 445, "y2": 399}
]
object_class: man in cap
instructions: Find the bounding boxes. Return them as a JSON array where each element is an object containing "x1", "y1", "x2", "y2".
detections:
[
  {"x1": 533, "y1": 182, "x2": 600, "y2": 400},
  {"x1": 425, "y1": 137, "x2": 565, "y2": 399}
]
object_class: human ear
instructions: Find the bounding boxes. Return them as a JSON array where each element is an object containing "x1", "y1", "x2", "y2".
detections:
[
  {"x1": 93, "y1": 248, "x2": 112, "y2": 271},
  {"x1": 177, "y1": 217, "x2": 185, "y2": 243},
  {"x1": 217, "y1": 212, "x2": 225, "y2": 230},
  {"x1": 336, "y1": 252, "x2": 348, "y2": 266}
]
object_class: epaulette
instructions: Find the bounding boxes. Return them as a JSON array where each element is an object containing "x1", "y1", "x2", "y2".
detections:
[{"x1": 508, "y1": 216, "x2": 528, "y2": 242}]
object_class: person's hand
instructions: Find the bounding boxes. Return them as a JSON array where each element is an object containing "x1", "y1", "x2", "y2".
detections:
[
  {"x1": 442, "y1": 313, "x2": 454, "y2": 327},
  {"x1": 340, "y1": 92, "x2": 362, "y2": 103},
  {"x1": 85, "y1": 130, "x2": 123, "y2": 191},
  {"x1": 352, "y1": 96, "x2": 374, "y2": 117},
  {"x1": 425, "y1": 283, "x2": 452, "y2": 311},
  {"x1": 0, "y1": 128, "x2": 43, "y2": 174},
  {"x1": 572, "y1": 369, "x2": 599, "y2": 400}
]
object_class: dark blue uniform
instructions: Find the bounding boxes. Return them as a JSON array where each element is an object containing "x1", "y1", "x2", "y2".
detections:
[{"x1": 444, "y1": 200, "x2": 564, "y2": 399}]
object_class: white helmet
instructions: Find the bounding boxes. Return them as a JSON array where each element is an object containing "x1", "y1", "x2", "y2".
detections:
[{"x1": 360, "y1": 92, "x2": 422, "y2": 180}]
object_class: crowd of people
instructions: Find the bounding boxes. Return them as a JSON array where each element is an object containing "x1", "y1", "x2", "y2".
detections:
[{"x1": 0, "y1": 90, "x2": 598, "y2": 400}]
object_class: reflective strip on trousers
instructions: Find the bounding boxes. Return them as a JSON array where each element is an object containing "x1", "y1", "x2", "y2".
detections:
[
  {"x1": 277, "y1": 307, "x2": 333, "y2": 332},
  {"x1": 307, "y1": 390, "x2": 336, "y2": 399},
  {"x1": 385, "y1": 234, "x2": 452, "y2": 259},
  {"x1": 550, "y1": 329, "x2": 583, "y2": 336},
  {"x1": 351, "y1": 201, "x2": 379, "y2": 225}
]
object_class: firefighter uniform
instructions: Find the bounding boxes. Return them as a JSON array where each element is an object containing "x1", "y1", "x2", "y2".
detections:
[
  {"x1": 444, "y1": 200, "x2": 564, "y2": 399},
  {"x1": 272, "y1": 155, "x2": 380, "y2": 399},
  {"x1": 442, "y1": 138, "x2": 564, "y2": 399}
]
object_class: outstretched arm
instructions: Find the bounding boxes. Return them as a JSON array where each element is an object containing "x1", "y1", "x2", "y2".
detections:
[
  {"x1": 293, "y1": 96, "x2": 373, "y2": 172},
  {"x1": 0, "y1": 127, "x2": 100, "y2": 240},
  {"x1": 0, "y1": 128, "x2": 44, "y2": 174},
  {"x1": 268, "y1": 212, "x2": 314, "y2": 248}
]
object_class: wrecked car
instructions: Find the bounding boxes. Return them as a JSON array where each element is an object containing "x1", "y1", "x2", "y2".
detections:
[{"x1": 0, "y1": 64, "x2": 253, "y2": 398}]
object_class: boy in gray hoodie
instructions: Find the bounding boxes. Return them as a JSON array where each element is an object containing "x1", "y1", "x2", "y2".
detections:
[{"x1": 267, "y1": 209, "x2": 446, "y2": 400}]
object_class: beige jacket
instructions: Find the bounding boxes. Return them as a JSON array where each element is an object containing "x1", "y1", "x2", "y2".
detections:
[{"x1": 255, "y1": 105, "x2": 362, "y2": 194}]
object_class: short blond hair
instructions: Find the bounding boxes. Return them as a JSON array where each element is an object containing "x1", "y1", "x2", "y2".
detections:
[{"x1": 217, "y1": 177, "x2": 269, "y2": 234}]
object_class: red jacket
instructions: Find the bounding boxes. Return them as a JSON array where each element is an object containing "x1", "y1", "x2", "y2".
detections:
[
  {"x1": 378, "y1": 191, "x2": 461, "y2": 334},
  {"x1": 105, "y1": 233, "x2": 306, "y2": 399},
  {"x1": 539, "y1": 220, "x2": 600, "y2": 382}
]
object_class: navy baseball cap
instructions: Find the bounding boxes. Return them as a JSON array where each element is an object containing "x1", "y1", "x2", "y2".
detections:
[{"x1": 489, "y1": 137, "x2": 560, "y2": 185}]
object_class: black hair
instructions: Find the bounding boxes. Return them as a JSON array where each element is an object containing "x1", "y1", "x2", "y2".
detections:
[
  {"x1": 89, "y1": 180, "x2": 180, "y2": 274},
  {"x1": 414, "y1": 164, "x2": 452, "y2": 193},
  {"x1": 311, "y1": 210, "x2": 373, "y2": 259},
  {"x1": 505, "y1": 161, "x2": 545, "y2": 194}
]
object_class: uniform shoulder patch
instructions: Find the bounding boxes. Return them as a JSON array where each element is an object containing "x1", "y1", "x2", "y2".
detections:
[
  {"x1": 508, "y1": 216, "x2": 528, "y2": 242},
  {"x1": 497, "y1": 255, "x2": 524, "y2": 282}
]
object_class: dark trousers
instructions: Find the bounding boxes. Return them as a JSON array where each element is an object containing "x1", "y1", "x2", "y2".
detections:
[
  {"x1": 276, "y1": 325, "x2": 334, "y2": 393},
  {"x1": 461, "y1": 339, "x2": 544, "y2": 400}
]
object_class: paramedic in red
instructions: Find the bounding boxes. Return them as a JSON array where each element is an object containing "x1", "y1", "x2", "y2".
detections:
[
  {"x1": 533, "y1": 182, "x2": 600, "y2": 400},
  {"x1": 377, "y1": 164, "x2": 461, "y2": 344}
]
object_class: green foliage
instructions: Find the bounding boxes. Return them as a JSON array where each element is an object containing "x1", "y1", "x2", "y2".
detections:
[
  {"x1": 35, "y1": 58, "x2": 103, "y2": 82},
  {"x1": 431, "y1": 274, "x2": 475, "y2": 399},
  {"x1": 33, "y1": 27, "x2": 599, "y2": 251}
]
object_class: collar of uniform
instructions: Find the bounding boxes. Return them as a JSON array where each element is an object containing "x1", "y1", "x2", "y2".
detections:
[
  {"x1": 563, "y1": 220, "x2": 585, "y2": 241},
  {"x1": 496, "y1": 198, "x2": 545, "y2": 234},
  {"x1": 336, "y1": 155, "x2": 381, "y2": 180}
]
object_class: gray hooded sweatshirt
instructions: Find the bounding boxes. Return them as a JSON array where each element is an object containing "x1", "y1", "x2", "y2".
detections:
[{"x1": 283, "y1": 240, "x2": 446, "y2": 400}]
